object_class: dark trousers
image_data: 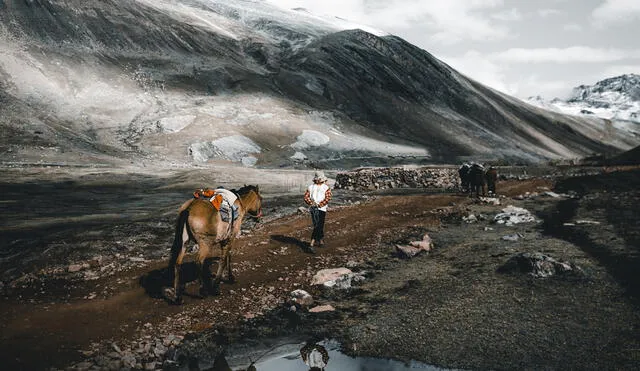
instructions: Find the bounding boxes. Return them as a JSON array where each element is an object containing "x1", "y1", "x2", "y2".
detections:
[{"x1": 310, "y1": 207, "x2": 326, "y2": 241}]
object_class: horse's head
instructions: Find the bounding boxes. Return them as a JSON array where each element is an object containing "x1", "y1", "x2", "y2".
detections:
[{"x1": 238, "y1": 184, "x2": 263, "y2": 219}]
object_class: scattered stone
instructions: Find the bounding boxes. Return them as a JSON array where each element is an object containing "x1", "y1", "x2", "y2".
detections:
[
  {"x1": 544, "y1": 191, "x2": 562, "y2": 198},
  {"x1": 575, "y1": 220, "x2": 601, "y2": 225},
  {"x1": 479, "y1": 197, "x2": 501, "y2": 205},
  {"x1": 409, "y1": 233, "x2": 433, "y2": 251},
  {"x1": 395, "y1": 244, "x2": 423, "y2": 259},
  {"x1": 501, "y1": 233, "x2": 524, "y2": 241},
  {"x1": 498, "y1": 252, "x2": 577, "y2": 278},
  {"x1": 68, "y1": 264, "x2": 85, "y2": 273},
  {"x1": 290, "y1": 289, "x2": 314, "y2": 308},
  {"x1": 463, "y1": 214, "x2": 478, "y2": 223},
  {"x1": 309, "y1": 304, "x2": 335, "y2": 313},
  {"x1": 311, "y1": 268, "x2": 353, "y2": 285},
  {"x1": 395, "y1": 233, "x2": 434, "y2": 258},
  {"x1": 311, "y1": 268, "x2": 366, "y2": 289},
  {"x1": 494, "y1": 205, "x2": 536, "y2": 226}
]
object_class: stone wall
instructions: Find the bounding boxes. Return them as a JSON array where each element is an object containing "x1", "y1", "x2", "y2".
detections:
[{"x1": 334, "y1": 167, "x2": 459, "y2": 191}]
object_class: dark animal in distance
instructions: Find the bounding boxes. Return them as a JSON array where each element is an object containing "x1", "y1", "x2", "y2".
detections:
[
  {"x1": 458, "y1": 163, "x2": 471, "y2": 193},
  {"x1": 485, "y1": 166, "x2": 498, "y2": 195},
  {"x1": 468, "y1": 163, "x2": 486, "y2": 197}
]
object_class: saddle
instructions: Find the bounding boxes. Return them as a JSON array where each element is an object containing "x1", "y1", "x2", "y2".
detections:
[{"x1": 193, "y1": 188, "x2": 238, "y2": 223}]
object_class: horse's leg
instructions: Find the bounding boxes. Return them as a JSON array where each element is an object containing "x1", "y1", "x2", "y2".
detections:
[
  {"x1": 225, "y1": 246, "x2": 235, "y2": 283},
  {"x1": 212, "y1": 241, "x2": 231, "y2": 294},
  {"x1": 165, "y1": 209, "x2": 190, "y2": 304},
  {"x1": 196, "y1": 241, "x2": 213, "y2": 297},
  {"x1": 171, "y1": 243, "x2": 188, "y2": 302}
]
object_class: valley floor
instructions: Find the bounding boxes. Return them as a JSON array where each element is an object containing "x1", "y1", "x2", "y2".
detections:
[{"x1": 0, "y1": 166, "x2": 639, "y2": 370}]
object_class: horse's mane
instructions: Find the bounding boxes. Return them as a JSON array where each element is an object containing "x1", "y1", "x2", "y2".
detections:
[{"x1": 235, "y1": 184, "x2": 259, "y2": 195}]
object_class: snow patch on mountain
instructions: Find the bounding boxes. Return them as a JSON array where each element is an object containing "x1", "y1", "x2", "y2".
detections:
[
  {"x1": 159, "y1": 115, "x2": 196, "y2": 133},
  {"x1": 291, "y1": 130, "x2": 331, "y2": 149},
  {"x1": 189, "y1": 135, "x2": 261, "y2": 165}
]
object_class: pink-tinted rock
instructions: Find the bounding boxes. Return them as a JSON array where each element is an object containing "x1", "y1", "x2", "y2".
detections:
[{"x1": 309, "y1": 304, "x2": 335, "y2": 313}]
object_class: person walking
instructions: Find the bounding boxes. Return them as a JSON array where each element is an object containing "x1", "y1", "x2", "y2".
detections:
[{"x1": 304, "y1": 171, "x2": 332, "y2": 250}]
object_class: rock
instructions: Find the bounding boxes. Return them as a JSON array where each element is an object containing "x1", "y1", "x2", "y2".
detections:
[
  {"x1": 311, "y1": 268, "x2": 353, "y2": 285},
  {"x1": 290, "y1": 289, "x2": 314, "y2": 307},
  {"x1": 544, "y1": 191, "x2": 562, "y2": 198},
  {"x1": 309, "y1": 304, "x2": 335, "y2": 313},
  {"x1": 68, "y1": 264, "x2": 84, "y2": 273},
  {"x1": 575, "y1": 220, "x2": 601, "y2": 225},
  {"x1": 463, "y1": 214, "x2": 478, "y2": 223},
  {"x1": 395, "y1": 244, "x2": 423, "y2": 258},
  {"x1": 408, "y1": 233, "x2": 433, "y2": 251},
  {"x1": 479, "y1": 196, "x2": 501, "y2": 205},
  {"x1": 501, "y1": 233, "x2": 523, "y2": 241},
  {"x1": 311, "y1": 268, "x2": 366, "y2": 289},
  {"x1": 297, "y1": 206, "x2": 308, "y2": 214},
  {"x1": 494, "y1": 205, "x2": 536, "y2": 226},
  {"x1": 498, "y1": 252, "x2": 577, "y2": 278}
]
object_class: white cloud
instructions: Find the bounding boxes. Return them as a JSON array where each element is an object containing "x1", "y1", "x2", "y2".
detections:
[
  {"x1": 538, "y1": 8, "x2": 562, "y2": 17},
  {"x1": 511, "y1": 75, "x2": 574, "y2": 99},
  {"x1": 592, "y1": 0, "x2": 640, "y2": 26},
  {"x1": 491, "y1": 46, "x2": 640, "y2": 63},
  {"x1": 492, "y1": 8, "x2": 522, "y2": 21},
  {"x1": 440, "y1": 50, "x2": 513, "y2": 94},
  {"x1": 600, "y1": 64, "x2": 640, "y2": 79},
  {"x1": 267, "y1": 0, "x2": 511, "y2": 44},
  {"x1": 563, "y1": 23, "x2": 582, "y2": 31}
]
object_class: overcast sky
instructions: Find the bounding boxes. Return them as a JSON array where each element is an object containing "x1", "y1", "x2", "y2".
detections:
[{"x1": 266, "y1": 0, "x2": 640, "y2": 99}]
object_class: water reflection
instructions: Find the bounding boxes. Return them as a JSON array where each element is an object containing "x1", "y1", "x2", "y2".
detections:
[
  {"x1": 212, "y1": 339, "x2": 453, "y2": 371},
  {"x1": 300, "y1": 343, "x2": 330, "y2": 371}
]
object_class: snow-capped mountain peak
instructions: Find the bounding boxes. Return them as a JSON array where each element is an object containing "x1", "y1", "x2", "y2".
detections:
[{"x1": 527, "y1": 74, "x2": 640, "y2": 124}]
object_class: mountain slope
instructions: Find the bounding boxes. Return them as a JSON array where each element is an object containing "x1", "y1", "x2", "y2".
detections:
[{"x1": 0, "y1": 0, "x2": 637, "y2": 168}]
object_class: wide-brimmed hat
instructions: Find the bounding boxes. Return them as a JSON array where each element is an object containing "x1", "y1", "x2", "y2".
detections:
[{"x1": 313, "y1": 171, "x2": 327, "y2": 182}]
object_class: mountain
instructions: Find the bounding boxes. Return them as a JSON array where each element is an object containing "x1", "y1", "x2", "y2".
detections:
[
  {"x1": 1, "y1": 0, "x2": 638, "y2": 169},
  {"x1": 526, "y1": 74, "x2": 640, "y2": 138}
]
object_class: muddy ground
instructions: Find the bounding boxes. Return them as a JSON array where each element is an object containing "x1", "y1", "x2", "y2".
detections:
[{"x1": 0, "y1": 166, "x2": 639, "y2": 370}]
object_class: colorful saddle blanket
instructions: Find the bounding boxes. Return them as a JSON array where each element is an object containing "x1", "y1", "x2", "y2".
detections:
[{"x1": 193, "y1": 188, "x2": 238, "y2": 223}]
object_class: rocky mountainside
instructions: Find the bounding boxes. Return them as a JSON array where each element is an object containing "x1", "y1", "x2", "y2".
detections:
[
  {"x1": 527, "y1": 74, "x2": 640, "y2": 137},
  {"x1": 0, "y1": 0, "x2": 637, "y2": 168}
]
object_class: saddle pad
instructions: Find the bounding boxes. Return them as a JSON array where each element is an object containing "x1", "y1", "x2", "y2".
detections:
[{"x1": 193, "y1": 189, "x2": 223, "y2": 211}]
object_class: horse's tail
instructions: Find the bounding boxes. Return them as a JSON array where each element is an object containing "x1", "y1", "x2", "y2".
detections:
[{"x1": 169, "y1": 209, "x2": 191, "y2": 278}]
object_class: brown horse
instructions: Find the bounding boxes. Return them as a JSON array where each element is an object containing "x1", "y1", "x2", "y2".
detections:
[{"x1": 163, "y1": 185, "x2": 263, "y2": 304}]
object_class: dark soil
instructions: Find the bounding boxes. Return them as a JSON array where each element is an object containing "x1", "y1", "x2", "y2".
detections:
[{"x1": 1, "y1": 167, "x2": 639, "y2": 370}]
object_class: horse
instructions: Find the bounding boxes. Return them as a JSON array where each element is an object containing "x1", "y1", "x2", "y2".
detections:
[
  {"x1": 458, "y1": 163, "x2": 471, "y2": 193},
  {"x1": 485, "y1": 167, "x2": 498, "y2": 195},
  {"x1": 468, "y1": 163, "x2": 486, "y2": 197},
  {"x1": 163, "y1": 185, "x2": 263, "y2": 304}
]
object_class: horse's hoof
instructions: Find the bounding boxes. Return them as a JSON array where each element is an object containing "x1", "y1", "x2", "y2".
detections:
[
  {"x1": 197, "y1": 287, "x2": 208, "y2": 298},
  {"x1": 163, "y1": 287, "x2": 182, "y2": 305}
]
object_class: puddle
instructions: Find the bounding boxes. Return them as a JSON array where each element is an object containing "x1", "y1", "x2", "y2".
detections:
[{"x1": 212, "y1": 339, "x2": 455, "y2": 371}]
